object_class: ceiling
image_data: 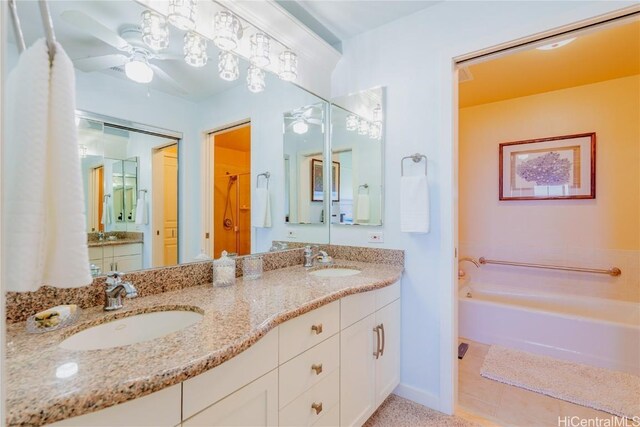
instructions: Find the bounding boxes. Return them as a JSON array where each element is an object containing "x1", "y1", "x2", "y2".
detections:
[
  {"x1": 276, "y1": 0, "x2": 441, "y2": 48},
  {"x1": 459, "y1": 19, "x2": 640, "y2": 108},
  {"x1": 214, "y1": 126, "x2": 251, "y2": 152}
]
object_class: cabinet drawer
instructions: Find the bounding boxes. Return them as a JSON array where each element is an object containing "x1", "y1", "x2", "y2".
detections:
[
  {"x1": 341, "y1": 291, "x2": 375, "y2": 330},
  {"x1": 376, "y1": 281, "x2": 400, "y2": 310},
  {"x1": 279, "y1": 369, "x2": 339, "y2": 427},
  {"x1": 182, "y1": 327, "x2": 278, "y2": 420},
  {"x1": 113, "y1": 243, "x2": 142, "y2": 257},
  {"x1": 279, "y1": 334, "x2": 339, "y2": 408},
  {"x1": 279, "y1": 301, "x2": 339, "y2": 363}
]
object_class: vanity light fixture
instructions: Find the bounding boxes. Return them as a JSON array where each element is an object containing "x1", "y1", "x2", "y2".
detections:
[
  {"x1": 168, "y1": 0, "x2": 197, "y2": 31},
  {"x1": 346, "y1": 114, "x2": 358, "y2": 131},
  {"x1": 372, "y1": 104, "x2": 382, "y2": 122},
  {"x1": 278, "y1": 50, "x2": 297, "y2": 81},
  {"x1": 369, "y1": 122, "x2": 381, "y2": 140},
  {"x1": 250, "y1": 32, "x2": 270, "y2": 67},
  {"x1": 218, "y1": 51, "x2": 239, "y2": 81},
  {"x1": 247, "y1": 65, "x2": 266, "y2": 93},
  {"x1": 78, "y1": 145, "x2": 88, "y2": 158},
  {"x1": 536, "y1": 37, "x2": 576, "y2": 51},
  {"x1": 125, "y1": 51, "x2": 153, "y2": 83},
  {"x1": 213, "y1": 10, "x2": 243, "y2": 51},
  {"x1": 141, "y1": 10, "x2": 169, "y2": 51},
  {"x1": 184, "y1": 32, "x2": 207, "y2": 67},
  {"x1": 292, "y1": 117, "x2": 309, "y2": 135},
  {"x1": 358, "y1": 119, "x2": 370, "y2": 136}
]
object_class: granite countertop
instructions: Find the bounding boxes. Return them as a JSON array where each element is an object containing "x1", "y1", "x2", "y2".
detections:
[
  {"x1": 5, "y1": 260, "x2": 403, "y2": 426},
  {"x1": 87, "y1": 238, "x2": 144, "y2": 247}
]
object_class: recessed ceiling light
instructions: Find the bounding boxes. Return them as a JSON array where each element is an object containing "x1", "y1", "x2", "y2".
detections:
[{"x1": 536, "y1": 37, "x2": 576, "y2": 51}]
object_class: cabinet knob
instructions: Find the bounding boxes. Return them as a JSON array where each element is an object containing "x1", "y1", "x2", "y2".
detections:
[
  {"x1": 311, "y1": 363, "x2": 323, "y2": 375},
  {"x1": 311, "y1": 402, "x2": 323, "y2": 415},
  {"x1": 311, "y1": 323, "x2": 323, "y2": 334}
]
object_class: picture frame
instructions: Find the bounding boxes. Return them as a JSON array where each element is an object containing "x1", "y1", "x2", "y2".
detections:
[
  {"x1": 311, "y1": 159, "x2": 340, "y2": 202},
  {"x1": 499, "y1": 133, "x2": 596, "y2": 201}
]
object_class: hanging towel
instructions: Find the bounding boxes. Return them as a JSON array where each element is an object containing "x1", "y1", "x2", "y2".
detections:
[
  {"x1": 4, "y1": 40, "x2": 92, "y2": 292},
  {"x1": 356, "y1": 194, "x2": 370, "y2": 223},
  {"x1": 101, "y1": 197, "x2": 112, "y2": 226},
  {"x1": 400, "y1": 175, "x2": 430, "y2": 233},
  {"x1": 252, "y1": 187, "x2": 272, "y2": 228},
  {"x1": 135, "y1": 192, "x2": 148, "y2": 225}
]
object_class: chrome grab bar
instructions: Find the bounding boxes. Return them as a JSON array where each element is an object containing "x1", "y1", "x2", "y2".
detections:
[{"x1": 478, "y1": 257, "x2": 621, "y2": 277}]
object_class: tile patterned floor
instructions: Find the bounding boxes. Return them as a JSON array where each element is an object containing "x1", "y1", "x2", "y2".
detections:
[{"x1": 457, "y1": 339, "x2": 625, "y2": 427}]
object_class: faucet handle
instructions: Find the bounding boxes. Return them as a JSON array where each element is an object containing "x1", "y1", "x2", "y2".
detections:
[{"x1": 106, "y1": 271, "x2": 123, "y2": 286}]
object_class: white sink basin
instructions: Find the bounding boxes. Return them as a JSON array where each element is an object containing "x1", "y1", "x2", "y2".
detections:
[
  {"x1": 59, "y1": 310, "x2": 203, "y2": 351},
  {"x1": 309, "y1": 268, "x2": 361, "y2": 278}
]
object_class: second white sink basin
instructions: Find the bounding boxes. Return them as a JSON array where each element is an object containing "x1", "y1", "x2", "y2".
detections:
[
  {"x1": 309, "y1": 268, "x2": 361, "y2": 278},
  {"x1": 59, "y1": 310, "x2": 203, "y2": 351}
]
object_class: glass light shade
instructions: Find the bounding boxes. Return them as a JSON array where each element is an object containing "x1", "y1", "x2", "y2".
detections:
[
  {"x1": 250, "y1": 32, "x2": 270, "y2": 67},
  {"x1": 168, "y1": 0, "x2": 197, "y2": 31},
  {"x1": 125, "y1": 53, "x2": 154, "y2": 83},
  {"x1": 278, "y1": 50, "x2": 297, "y2": 81},
  {"x1": 372, "y1": 104, "x2": 382, "y2": 122},
  {"x1": 218, "y1": 51, "x2": 239, "y2": 81},
  {"x1": 213, "y1": 11, "x2": 243, "y2": 51},
  {"x1": 184, "y1": 32, "x2": 207, "y2": 67},
  {"x1": 141, "y1": 10, "x2": 169, "y2": 51},
  {"x1": 247, "y1": 65, "x2": 266, "y2": 93},
  {"x1": 78, "y1": 145, "x2": 88, "y2": 158},
  {"x1": 358, "y1": 119, "x2": 370, "y2": 135},
  {"x1": 292, "y1": 118, "x2": 308, "y2": 135},
  {"x1": 346, "y1": 114, "x2": 358, "y2": 131},
  {"x1": 369, "y1": 122, "x2": 381, "y2": 140}
]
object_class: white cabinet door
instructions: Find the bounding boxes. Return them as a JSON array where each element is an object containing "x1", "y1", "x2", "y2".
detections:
[
  {"x1": 375, "y1": 299, "x2": 401, "y2": 407},
  {"x1": 340, "y1": 313, "x2": 377, "y2": 427},
  {"x1": 113, "y1": 254, "x2": 143, "y2": 273},
  {"x1": 183, "y1": 370, "x2": 278, "y2": 427}
]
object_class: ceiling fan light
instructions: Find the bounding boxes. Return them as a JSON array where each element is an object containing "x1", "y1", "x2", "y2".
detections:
[
  {"x1": 125, "y1": 54, "x2": 154, "y2": 83},
  {"x1": 184, "y1": 32, "x2": 208, "y2": 67},
  {"x1": 141, "y1": 10, "x2": 169, "y2": 51},
  {"x1": 218, "y1": 51, "x2": 239, "y2": 81},
  {"x1": 346, "y1": 114, "x2": 358, "y2": 131},
  {"x1": 250, "y1": 32, "x2": 270, "y2": 68},
  {"x1": 278, "y1": 50, "x2": 297, "y2": 81},
  {"x1": 168, "y1": 0, "x2": 197, "y2": 31},
  {"x1": 247, "y1": 65, "x2": 266, "y2": 93},
  {"x1": 358, "y1": 119, "x2": 370, "y2": 136},
  {"x1": 292, "y1": 118, "x2": 308, "y2": 135},
  {"x1": 214, "y1": 11, "x2": 242, "y2": 51}
]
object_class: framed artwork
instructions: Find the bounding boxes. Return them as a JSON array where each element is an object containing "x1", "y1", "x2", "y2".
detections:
[
  {"x1": 311, "y1": 159, "x2": 340, "y2": 202},
  {"x1": 499, "y1": 133, "x2": 596, "y2": 201}
]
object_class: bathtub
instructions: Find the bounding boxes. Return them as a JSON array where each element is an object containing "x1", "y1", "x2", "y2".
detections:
[{"x1": 459, "y1": 284, "x2": 640, "y2": 375}]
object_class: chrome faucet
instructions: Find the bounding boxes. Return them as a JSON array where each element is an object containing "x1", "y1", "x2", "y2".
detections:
[
  {"x1": 303, "y1": 245, "x2": 317, "y2": 267},
  {"x1": 97, "y1": 232, "x2": 105, "y2": 241},
  {"x1": 104, "y1": 272, "x2": 138, "y2": 311},
  {"x1": 316, "y1": 251, "x2": 333, "y2": 264},
  {"x1": 458, "y1": 257, "x2": 480, "y2": 279}
]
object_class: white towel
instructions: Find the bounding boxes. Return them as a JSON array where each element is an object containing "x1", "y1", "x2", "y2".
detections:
[
  {"x1": 400, "y1": 176, "x2": 430, "y2": 233},
  {"x1": 252, "y1": 187, "x2": 272, "y2": 228},
  {"x1": 135, "y1": 192, "x2": 148, "y2": 225},
  {"x1": 101, "y1": 198, "x2": 112, "y2": 225},
  {"x1": 4, "y1": 40, "x2": 92, "y2": 292},
  {"x1": 356, "y1": 194, "x2": 370, "y2": 222}
]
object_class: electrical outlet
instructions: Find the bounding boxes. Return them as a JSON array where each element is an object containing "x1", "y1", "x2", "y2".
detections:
[
  {"x1": 368, "y1": 232, "x2": 384, "y2": 243},
  {"x1": 286, "y1": 230, "x2": 297, "y2": 239}
]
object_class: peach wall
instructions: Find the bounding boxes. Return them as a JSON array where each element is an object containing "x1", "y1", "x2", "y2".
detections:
[{"x1": 459, "y1": 75, "x2": 639, "y2": 302}]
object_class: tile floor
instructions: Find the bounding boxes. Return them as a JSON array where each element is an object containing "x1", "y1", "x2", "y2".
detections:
[{"x1": 457, "y1": 339, "x2": 624, "y2": 427}]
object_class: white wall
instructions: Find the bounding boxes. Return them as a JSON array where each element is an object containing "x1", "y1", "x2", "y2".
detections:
[{"x1": 330, "y1": 0, "x2": 636, "y2": 413}]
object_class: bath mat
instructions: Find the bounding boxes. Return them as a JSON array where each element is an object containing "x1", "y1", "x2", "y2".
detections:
[{"x1": 481, "y1": 345, "x2": 640, "y2": 419}]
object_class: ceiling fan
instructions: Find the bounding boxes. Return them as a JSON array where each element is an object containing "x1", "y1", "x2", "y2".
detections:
[
  {"x1": 61, "y1": 10, "x2": 185, "y2": 93},
  {"x1": 284, "y1": 105, "x2": 324, "y2": 135}
]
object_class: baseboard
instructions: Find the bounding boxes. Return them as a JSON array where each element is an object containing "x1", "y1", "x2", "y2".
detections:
[{"x1": 393, "y1": 383, "x2": 441, "y2": 412}]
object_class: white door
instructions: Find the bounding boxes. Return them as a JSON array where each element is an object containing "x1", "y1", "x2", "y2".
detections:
[
  {"x1": 340, "y1": 313, "x2": 377, "y2": 427},
  {"x1": 182, "y1": 370, "x2": 278, "y2": 427},
  {"x1": 375, "y1": 299, "x2": 401, "y2": 406}
]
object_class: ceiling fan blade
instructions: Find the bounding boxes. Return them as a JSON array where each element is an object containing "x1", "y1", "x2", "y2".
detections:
[
  {"x1": 307, "y1": 118, "x2": 322, "y2": 125},
  {"x1": 73, "y1": 54, "x2": 128, "y2": 72},
  {"x1": 153, "y1": 53, "x2": 184, "y2": 61},
  {"x1": 61, "y1": 10, "x2": 130, "y2": 52},
  {"x1": 149, "y1": 64, "x2": 188, "y2": 95}
]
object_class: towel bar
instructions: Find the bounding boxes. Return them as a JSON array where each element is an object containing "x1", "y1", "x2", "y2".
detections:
[
  {"x1": 478, "y1": 257, "x2": 622, "y2": 277},
  {"x1": 401, "y1": 153, "x2": 427, "y2": 176}
]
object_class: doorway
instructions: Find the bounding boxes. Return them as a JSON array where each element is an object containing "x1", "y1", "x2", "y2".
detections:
[
  {"x1": 211, "y1": 124, "x2": 251, "y2": 258},
  {"x1": 152, "y1": 144, "x2": 178, "y2": 267}
]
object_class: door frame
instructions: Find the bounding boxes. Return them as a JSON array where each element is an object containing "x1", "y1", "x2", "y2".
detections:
[
  {"x1": 448, "y1": 6, "x2": 640, "y2": 416},
  {"x1": 151, "y1": 143, "x2": 179, "y2": 267}
]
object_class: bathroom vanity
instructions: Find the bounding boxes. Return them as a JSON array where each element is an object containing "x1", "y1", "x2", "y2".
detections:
[{"x1": 5, "y1": 259, "x2": 402, "y2": 427}]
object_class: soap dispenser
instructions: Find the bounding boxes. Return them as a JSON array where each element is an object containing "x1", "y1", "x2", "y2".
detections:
[{"x1": 213, "y1": 251, "x2": 236, "y2": 287}]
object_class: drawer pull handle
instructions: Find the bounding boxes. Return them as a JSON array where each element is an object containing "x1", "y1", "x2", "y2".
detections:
[
  {"x1": 311, "y1": 363, "x2": 323, "y2": 375},
  {"x1": 311, "y1": 402, "x2": 323, "y2": 415},
  {"x1": 373, "y1": 325, "x2": 381, "y2": 359},
  {"x1": 311, "y1": 323, "x2": 323, "y2": 334},
  {"x1": 379, "y1": 323, "x2": 385, "y2": 356}
]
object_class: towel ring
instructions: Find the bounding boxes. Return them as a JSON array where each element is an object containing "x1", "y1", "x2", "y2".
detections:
[
  {"x1": 401, "y1": 153, "x2": 427, "y2": 176},
  {"x1": 103, "y1": 194, "x2": 111, "y2": 202},
  {"x1": 138, "y1": 189, "x2": 147, "y2": 197},
  {"x1": 358, "y1": 184, "x2": 369, "y2": 194},
  {"x1": 257, "y1": 172, "x2": 270, "y2": 189}
]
